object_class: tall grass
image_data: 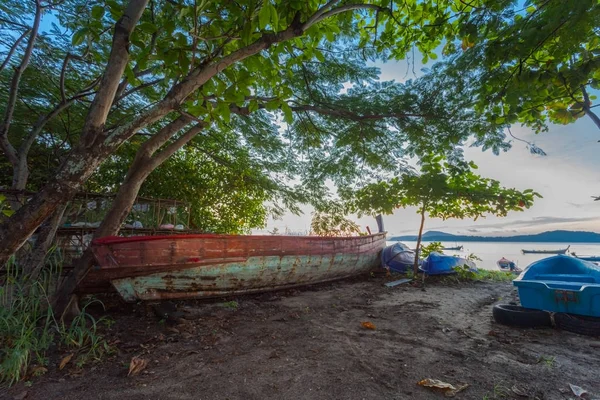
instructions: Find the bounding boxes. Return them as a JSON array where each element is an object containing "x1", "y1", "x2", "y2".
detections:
[{"x1": 0, "y1": 252, "x2": 110, "y2": 386}]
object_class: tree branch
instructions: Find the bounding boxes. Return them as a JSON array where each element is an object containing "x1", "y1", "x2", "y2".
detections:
[
  {"x1": 303, "y1": 3, "x2": 384, "y2": 30},
  {"x1": 80, "y1": 0, "x2": 149, "y2": 143},
  {"x1": 0, "y1": 29, "x2": 31, "y2": 74},
  {"x1": 151, "y1": 122, "x2": 206, "y2": 166},
  {"x1": 0, "y1": 1, "x2": 41, "y2": 167}
]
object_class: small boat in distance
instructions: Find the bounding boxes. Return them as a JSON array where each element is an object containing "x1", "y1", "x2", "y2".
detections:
[
  {"x1": 497, "y1": 257, "x2": 522, "y2": 273},
  {"x1": 442, "y1": 245, "x2": 463, "y2": 251},
  {"x1": 521, "y1": 245, "x2": 570, "y2": 255},
  {"x1": 572, "y1": 254, "x2": 600, "y2": 262}
]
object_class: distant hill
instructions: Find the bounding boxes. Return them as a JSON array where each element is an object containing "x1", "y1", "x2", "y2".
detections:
[{"x1": 389, "y1": 230, "x2": 600, "y2": 243}]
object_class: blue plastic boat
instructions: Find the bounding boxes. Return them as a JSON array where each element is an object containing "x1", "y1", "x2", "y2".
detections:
[
  {"x1": 419, "y1": 252, "x2": 477, "y2": 275},
  {"x1": 381, "y1": 242, "x2": 418, "y2": 273},
  {"x1": 513, "y1": 255, "x2": 600, "y2": 317}
]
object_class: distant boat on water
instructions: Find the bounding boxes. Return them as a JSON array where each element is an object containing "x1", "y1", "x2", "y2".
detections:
[
  {"x1": 521, "y1": 245, "x2": 570, "y2": 255},
  {"x1": 442, "y1": 245, "x2": 463, "y2": 251},
  {"x1": 572, "y1": 254, "x2": 600, "y2": 262}
]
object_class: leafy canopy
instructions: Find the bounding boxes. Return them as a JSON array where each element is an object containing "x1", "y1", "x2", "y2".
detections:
[
  {"x1": 348, "y1": 154, "x2": 541, "y2": 220},
  {"x1": 446, "y1": 0, "x2": 600, "y2": 132}
]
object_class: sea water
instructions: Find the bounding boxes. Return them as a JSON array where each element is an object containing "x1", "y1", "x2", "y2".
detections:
[{"x1": 386, "y1": 241, "x2": 600, "y2": 271}]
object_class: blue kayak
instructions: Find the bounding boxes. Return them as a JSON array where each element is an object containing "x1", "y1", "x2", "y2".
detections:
[
  {"x1": 513, "y1": 255, "x2": 600, "y2": 317},
  {"x1": 381, "y1": 242, "x2": 419, "y2": 273},
  {"x1": 419, "y1": 252, "x2": 477, "y2": 275}
]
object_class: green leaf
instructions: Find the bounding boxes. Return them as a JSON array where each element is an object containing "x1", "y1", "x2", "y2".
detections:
[
  {"x1": 265, "y1": 99, "x2": 280, "y2": 111},
  {"x1": 138, "y1": 22, "x2": 158, "y2": 34},
  {"x1": 91, "y1": 5, "x2": 105, "y2": 19},
  {"x1": 258, "y1": 3, "x2": 271, "y2": 30},
  {"x1": 71, "y1": 28, "x2": 87, "y2": 46},
  {"x1": 217, "y1": 102, "x2": 231, "y2": 123},
  {"x1": 281, "y1": 102, "x2": 293, "y2": 124},
  {"x1": 314, "y1": 49, "x2": 325, "y2": 62}
]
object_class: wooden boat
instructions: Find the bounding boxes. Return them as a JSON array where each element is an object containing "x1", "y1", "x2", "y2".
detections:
[
  {"x1": 86, "y1": 233, "x2": 386, "y2": 302},
  {"x1": 521, "y1": 245, "x2": 570, "y2": 255},
  {"x1": 573, "y1": 254, "x2": 600, "y2": 262},
  {"x1": 442, "y1": 245, "x2": 463, "y2": 251},
  {"x1": 497, "y1": 257, "x2": 522, "y2": 273}
]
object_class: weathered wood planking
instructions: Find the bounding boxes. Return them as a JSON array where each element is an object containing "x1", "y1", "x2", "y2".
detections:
[{"x1": 82, "y1": 233, "x2": 386, "y2": 301}]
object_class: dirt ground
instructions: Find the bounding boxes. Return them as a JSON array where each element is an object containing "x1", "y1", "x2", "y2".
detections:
[{"x1": 5, "y1": 274, "x2": 600, "y2": 400}]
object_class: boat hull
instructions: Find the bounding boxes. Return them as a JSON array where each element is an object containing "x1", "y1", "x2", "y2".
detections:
[
  {"x1": 419, "y1": 252, "x2": 476, "y2": 275},
  {"x1": 87, "y1": 233, "x2": 386, "y2": 301},
  {"x1": 380, "y1": 242, "x2": 417, "y2": 273},
  {"x1": 521, "y1": 246, "x2": 570, "y2": 255},
  {"x1": 513, "y1": 255, "x2": 600, "y2": 317}
]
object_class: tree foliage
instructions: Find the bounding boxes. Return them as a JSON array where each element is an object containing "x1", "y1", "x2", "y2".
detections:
[
  {"x1": 310, "y1": 212, "x2": 362, "y2": 237},
  {"x1": 351, "y1": 154, "x2": 539, "y2": 219},
  {"x1": 447, "y1": 0, "x2": 600, "y2": 132},
  {"x1": 347, "y1": 154, "x2": 541, "y2": 272}
]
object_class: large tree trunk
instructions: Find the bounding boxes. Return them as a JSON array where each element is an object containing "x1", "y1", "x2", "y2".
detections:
[
  {"x1": 413, "y1": 203, "x2": 426, "y2": 276},
  {"x1": 52, "y1": 121, "x2": 205, "y2": 317},
  {"x1": 0, "y1": 7, "x2": 326, "y2": 264},
  {"x1": 0, "y1": 0, "x2": 148, "y2": 265}
]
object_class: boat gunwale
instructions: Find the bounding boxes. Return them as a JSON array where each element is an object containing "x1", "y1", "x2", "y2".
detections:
[{"x1": 92, "y1": 232, "x2": 387, "y2": 246}]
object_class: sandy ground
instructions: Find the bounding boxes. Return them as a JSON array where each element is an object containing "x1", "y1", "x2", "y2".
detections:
[{"x1": 5, "y1": 274, "x2": 600, "y2": 400}]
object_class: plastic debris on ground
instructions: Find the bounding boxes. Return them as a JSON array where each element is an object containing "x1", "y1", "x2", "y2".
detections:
[
  {"x1": 384, "y1": 278, "x2": 412, "y2": 287},
  {"x1": 569, "y1": 383, "x2": 589, "y2": 398}
]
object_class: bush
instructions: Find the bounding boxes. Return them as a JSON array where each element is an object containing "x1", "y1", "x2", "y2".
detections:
[{"x1": 0, "y1": 257, "x2": 110, "y2": 386}]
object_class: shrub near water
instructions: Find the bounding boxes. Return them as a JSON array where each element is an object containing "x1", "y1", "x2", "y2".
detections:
[{"x1": 0, "y1": 257, "x2": 110, "y2": 386}]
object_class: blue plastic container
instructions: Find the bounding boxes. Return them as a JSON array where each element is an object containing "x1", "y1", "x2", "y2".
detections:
[{"x1": 513, "y1": 255, "x2": 600, "y2": 317}]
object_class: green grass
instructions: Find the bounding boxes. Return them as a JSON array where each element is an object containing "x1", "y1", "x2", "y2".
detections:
[
  {"x1": 0, "y1": 256, "x2": 111, "y2": 386},
  {"x1": 221, "y1": 300, "x2": 239, "y2": 310},
  {"x1": 474, "y1": 270, "x2": 515, "y2": 282}
]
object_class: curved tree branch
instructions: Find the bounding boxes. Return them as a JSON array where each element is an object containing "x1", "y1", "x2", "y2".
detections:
[
  {"x1": 0, "y1": 1, "x2": 42, "y2": 167},
  {"x1": 0, "y1": 28, "x2": 31, "y2": 74}
]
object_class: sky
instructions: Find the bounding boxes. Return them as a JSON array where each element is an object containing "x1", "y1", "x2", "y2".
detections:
[{"x1": 260, "y1": 59, "x2": 600, "y2": 237}]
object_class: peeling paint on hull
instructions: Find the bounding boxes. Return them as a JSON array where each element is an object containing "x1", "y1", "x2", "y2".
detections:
[{"x1": 88, "y1": 233, "x2": 386, "y2": 301}]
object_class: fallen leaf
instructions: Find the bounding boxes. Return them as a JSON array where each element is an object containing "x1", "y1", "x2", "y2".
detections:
[
  {"x1": 569, "y1": 383, "x2": 588, "y2": 398},
  {"x1": 361, "y1": 321, "x2": 376, "y2": 330},
  {"x1": 127, "y1": 356, "x2": 148, "y2": 377},
  {"x1": 418, "y1": 378, "x2": 469, "y2": 397},
  {"x1": 59, "y1": 353, "x2": 74, "y2": 370}
]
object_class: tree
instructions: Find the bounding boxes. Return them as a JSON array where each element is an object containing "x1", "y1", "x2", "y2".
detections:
[
  {"x1": 446, "y1": 0, "x2": 600, "y2": 133},
  {"x1": 349, "y1": 154, "x2": 541, "y2": 274},
  {"x1": 0, "y1": 0, "x2": 525, "y2": 263}
]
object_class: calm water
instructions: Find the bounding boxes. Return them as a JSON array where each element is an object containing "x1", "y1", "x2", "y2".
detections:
[{"x1": 386, "y1": 241, "x2": 600, "y2": 271}]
